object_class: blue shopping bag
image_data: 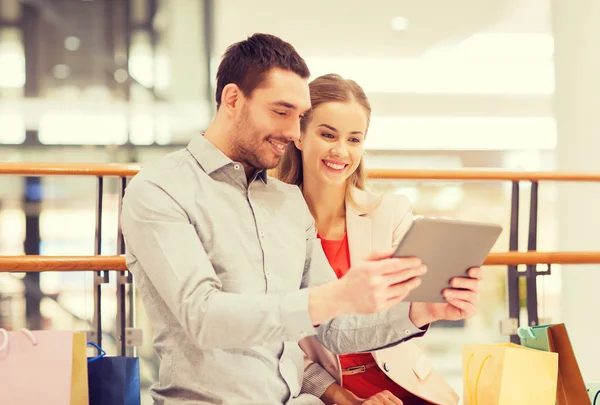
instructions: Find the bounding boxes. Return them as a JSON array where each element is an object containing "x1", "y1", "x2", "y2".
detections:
[{"x1": 87, "y1": 342, "x2": 141, "y2": 405}]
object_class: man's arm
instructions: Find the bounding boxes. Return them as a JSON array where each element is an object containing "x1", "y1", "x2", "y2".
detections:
[
  {"x1": 121, "y1": 179, "x2": 320, "y2": 349},
  {"x1": 295, "y1": 200, "x2": 426, "y2": 355}
]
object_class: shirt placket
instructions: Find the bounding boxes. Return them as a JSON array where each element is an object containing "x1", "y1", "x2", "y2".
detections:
[{"x1": 247, "y1": 178, "x2": 273, "y2": 293}]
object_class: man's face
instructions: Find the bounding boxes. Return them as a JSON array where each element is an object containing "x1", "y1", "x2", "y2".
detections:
[{"x1": 230, "y1": 68, "x2": 311, "y2": 172}]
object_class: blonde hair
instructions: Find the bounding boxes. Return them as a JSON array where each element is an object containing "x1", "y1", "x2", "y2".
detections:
[{"x1": 276, "y1": 74, "x2": 371, "y2": 203}]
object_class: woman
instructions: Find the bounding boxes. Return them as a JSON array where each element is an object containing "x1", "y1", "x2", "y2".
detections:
[{"x1": 276, "y1": 74, "x2": 460, "y2": 405}]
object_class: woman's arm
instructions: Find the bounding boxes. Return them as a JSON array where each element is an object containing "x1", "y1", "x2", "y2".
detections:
[
  {"x1": 321, "y1": 384, "x2": 406, "y2": 405},
  {"x1": 320, "y1": 383, "x2": 363, "y2": 405}
]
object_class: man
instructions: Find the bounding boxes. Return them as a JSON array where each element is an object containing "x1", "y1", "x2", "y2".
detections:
[{"x1": 121, "y1": 33, "x2": 481, "y2": 405}]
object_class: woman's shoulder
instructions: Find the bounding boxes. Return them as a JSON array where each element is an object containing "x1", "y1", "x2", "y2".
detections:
[{"x1": 351, "y1": 187, "x2": 412, "y2": 217}]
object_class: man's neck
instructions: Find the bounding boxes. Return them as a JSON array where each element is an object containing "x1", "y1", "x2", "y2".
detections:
[
  {"x1": 203, "y1": 120, "x2": 256, "y2": 180},
  {"x1": 203, "y1": 119, "x2": 232, "y2": 159}
]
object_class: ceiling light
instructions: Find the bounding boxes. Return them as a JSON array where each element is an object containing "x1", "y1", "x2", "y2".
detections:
[
  {"x1": 365, "y1": 116, "x2": 557, "y2": 151},
  {"x1": 0, "y1": 40, "x2": 25, "y2": 88},
  {"x1": 391, "y1": 16, "x2": 409, "y2": 31},
  {"x1": 114, "y1": 68, "x2": 129, "y2": 83},
  {"x1": 306, "y1": 57, "x2": 554, "y2": 95},
  {"x1": 0, "y1": 114, "x2": 25, "y2": 144},
  {"x1": 64, "y1": 36, "x2": 81, "y2": 51},
  {"x1": 52, "y1": 64, "x2": 70, "y2": 79}
]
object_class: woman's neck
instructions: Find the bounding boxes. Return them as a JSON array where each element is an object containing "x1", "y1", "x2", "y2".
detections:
[{"x1": 302, "y1": 177, "x2": 347, "y2": 240}]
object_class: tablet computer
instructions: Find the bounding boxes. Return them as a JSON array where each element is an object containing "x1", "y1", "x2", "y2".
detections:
[{"x1": 393, "y1": 216, "x2": 502, "y2": 303}]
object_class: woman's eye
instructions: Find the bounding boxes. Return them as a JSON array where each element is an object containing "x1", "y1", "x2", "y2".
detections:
[
  {"x1": 274, "y1": 111, "x2": 286, "y2": 116},
  {"x1": 321, "y1": 133, "x2": 334, "y2": 139},
  {"x1": 349, "y1": 137, "x2": 362, "y2": 143}
]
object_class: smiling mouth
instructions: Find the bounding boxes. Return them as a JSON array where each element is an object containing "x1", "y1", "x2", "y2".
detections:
[
  {"x1": 322, "y1": 160, "x2": 348, "y2": 171},
  {"x1": 268, "y1": 139, "x2": 287, "y2": 154}
]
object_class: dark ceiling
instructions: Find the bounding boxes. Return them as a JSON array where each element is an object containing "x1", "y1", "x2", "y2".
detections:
[{"x1": 15, "y1": 0, "x2": 151, "y2": 98}]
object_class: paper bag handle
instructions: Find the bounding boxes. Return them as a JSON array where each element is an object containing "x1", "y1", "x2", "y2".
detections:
[
  {"x1": 0, "y1": 328, "x2": 38, "y2": 352},
  {"x1": 19, "y1": 328, "x2": 37, "y2": 345},
  {"x1": 466, "y1": 353, "x2": 492, "y2": 405},
  {"x1": 87, "y1": 341, "x2": 107, "y2": 363},
  {"x1": 0, "y1": 329, "x2": 7, "y2": 352},
  {"x1": 517, "y1": 327, "x2": 537, "y2": 340}
]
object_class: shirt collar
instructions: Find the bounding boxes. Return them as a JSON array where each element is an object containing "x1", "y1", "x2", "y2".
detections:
[{"x1": 187, "y1": 134, "x2": 268, "y2": 184}]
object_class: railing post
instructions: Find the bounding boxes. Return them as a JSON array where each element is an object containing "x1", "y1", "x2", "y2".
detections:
[
  {"x1": 116, "y1": 176, "x2": 131, "y2": 356},
  {"x1": 23, "y1": 176, "x2": 42, "y2": 330},
  {"x1": 507, "y1": 181, "x2": 521, "y2": 343},
  {"x1": 526, "y1": 181, "x2": 540, "y2": 327},
  {"x1": 93, "y1": 177, "x2": 109, "y2": 348}
]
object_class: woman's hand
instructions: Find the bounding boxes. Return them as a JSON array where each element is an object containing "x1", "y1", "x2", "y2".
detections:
[
  {"x1": 409, "y1": 266, "x2": 483, "y2": 327},
  {"x1": 361, "y1": 390, "x2": 404, "y2": 404}
]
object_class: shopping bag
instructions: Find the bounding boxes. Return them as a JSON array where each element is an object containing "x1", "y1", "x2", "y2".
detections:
[
  {"x1": 0, "y1": 328, "x2": 89, "y2": 404},
  {"x1": 71, "y1": 331, "x2": 90, "y2": 405},
  {"x1": 518, "y1": 323, "x2": 590, "y2": 405},
  {"x1": 87, "y1": 342, "x2": 141, "y2": 405},
  {"x1": 587, "y1": 383, "x2": 600, "y2": 405},
  {"x1": 462, "y1": 342, "x2": 558, "y2": 405}
]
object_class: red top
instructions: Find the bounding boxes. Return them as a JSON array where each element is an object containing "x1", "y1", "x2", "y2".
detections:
[{"x1": 319, "y1": 233, "x2": 424, "y2": 404}]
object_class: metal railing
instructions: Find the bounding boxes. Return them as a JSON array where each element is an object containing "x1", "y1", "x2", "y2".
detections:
[
  {"x1": 0, "y1": 162, "x2": 137, "y2": 353},
  {"x1": 2, "y1": 251, "x2": 600, "y2": 272},
  {"x1": 2, "y1": 162, "x2": 600, "y2": 343}
]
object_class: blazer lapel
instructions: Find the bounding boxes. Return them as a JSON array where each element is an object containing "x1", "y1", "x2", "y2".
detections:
[{"x1": 346, "y1": 189, "x2": 372, "y2": 264}]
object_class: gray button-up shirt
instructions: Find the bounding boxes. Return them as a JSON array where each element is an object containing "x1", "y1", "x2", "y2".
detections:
[{"x1": 121, "y1": 135, "x2": 424, "y2": 405}]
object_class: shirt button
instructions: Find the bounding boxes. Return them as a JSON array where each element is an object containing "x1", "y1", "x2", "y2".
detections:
[
  {"x1": 233, "y1": 164, "x2": 241, "y2": 170},
  {"x1": 404, "y1": 329, "x2": 411, "y2": 335},
  {"x1": 259, "y1": 231, "x2": 265, "y2": 238}
]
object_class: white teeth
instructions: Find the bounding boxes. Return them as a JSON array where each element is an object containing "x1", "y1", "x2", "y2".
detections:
[
  {"x1": 269, "y1": 140, "x2": 285, "y2": 150},
  {"x1": 324, "y1": 162, "x2": 345, "y2": 170}
]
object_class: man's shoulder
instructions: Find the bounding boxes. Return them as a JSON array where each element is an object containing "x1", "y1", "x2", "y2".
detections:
[
  {"x1": 128, "y1": 148, "x2": 195, "y2": 189},
  {"x1": 124, "y1": 148, "x2": 198, "y2": 205},
  {"x1": 134, "y1": 148, "x2": 188, "y2": 179}
]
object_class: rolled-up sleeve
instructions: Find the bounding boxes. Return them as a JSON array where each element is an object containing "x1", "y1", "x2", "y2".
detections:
[
  {"x1": 302, "y1": 362, "x2": 337, "y2": 398},
  {"x1": 121, "y1": 178, "x2": 317, "y2": 350}
]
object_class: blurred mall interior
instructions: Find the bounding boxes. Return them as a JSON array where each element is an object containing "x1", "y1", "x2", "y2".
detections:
[{"x1": 0, "y1": 0, "x2": 599, "y2": 403}]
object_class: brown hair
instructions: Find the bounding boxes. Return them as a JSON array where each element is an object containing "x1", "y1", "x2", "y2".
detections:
[
  {"x1": 277, "y1": 74, "x2": 372, "y2": 198},
  {"x1": 215, "y1": 33, "x2": 310, "y2": 109}
]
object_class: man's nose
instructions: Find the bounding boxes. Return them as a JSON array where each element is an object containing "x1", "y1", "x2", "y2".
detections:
[{"x1": 282, "y1": 120, "x2": 301, "y2": 142}]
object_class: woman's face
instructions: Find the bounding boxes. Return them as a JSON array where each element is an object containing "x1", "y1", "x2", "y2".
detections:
[{"x1": 296, "y1": 101, "x2": 368, "y2": 187}]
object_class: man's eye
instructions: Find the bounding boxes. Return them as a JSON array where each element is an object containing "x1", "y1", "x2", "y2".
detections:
[{"x1": 274, "y1": 111, "x2": 286, "y2": 116}]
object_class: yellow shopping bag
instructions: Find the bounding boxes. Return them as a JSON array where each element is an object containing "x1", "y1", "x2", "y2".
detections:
[
  {"x1": 462, "y1": 343, "x2": 559, "y2": 405},
  {"x1": 71, "y1": 332, "x2": 90, "y2": 405}
]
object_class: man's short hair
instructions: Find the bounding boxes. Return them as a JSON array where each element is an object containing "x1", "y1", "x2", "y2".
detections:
[{"x1": 215, "y1": 33, "x2": 310, "y2": 109}]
